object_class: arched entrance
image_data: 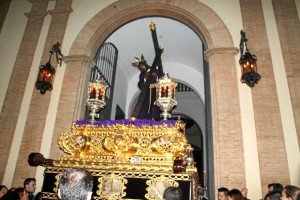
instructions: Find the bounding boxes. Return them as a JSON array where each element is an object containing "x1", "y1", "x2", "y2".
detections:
[{"x1": 59, "y1": 1, "x2": 238, "y2": 199}]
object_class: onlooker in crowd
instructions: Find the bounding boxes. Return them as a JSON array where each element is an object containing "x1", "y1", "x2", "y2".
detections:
[
  {"x1": 163, "y1": 186, "x2": 182, "y2": 200},
  {"x1": 0, "y1": 185, "x2": 8, "y2": 198},
  {"x1": 0, "y1": 190, "x2": 19, "y2": 200},
  {"x1": 24, "y1": 178, "x2": 36, "y2": 200},
  {"x1": 198, "y1": 185, "x2": 208, "y2": 200},
  {"x1": 58, "y1": 168, "x2": 93, "y2": 200},
  {"x1": 264, "y1": 190, "x2": 281, "y2": 200},
  {"x1": 228, "y1": 189, "x2": 244, "y2": 200},
  {"x1": 2, "y1": 187, "x2": 28, "y2": 200},
  {"x1": 241, "y1": 187, "x2": 249, "y2": 200},
  {"x1": 15, "y1": 187, "x2": 28, "y2": 200},
  {"x1": 218, "y1": 187, "x2": 229, "y2": 200},
  {"x1": 268, "y1": 183, "x2": 283, "y2": 192},
  {"x1": 281, "y1": 185, "x2": 300, "y2": 200}
]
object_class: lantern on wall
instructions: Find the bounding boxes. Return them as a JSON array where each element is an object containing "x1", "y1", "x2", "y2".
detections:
[
  {"x1": 154, "y1": 73, "x2": 177, "y2": 120},
  {"x1": 35, "y1": 42, "x2": 63, "y2": 94},
  {"x1": 239, "y1": 30, "x2": 261, "y2": 87},
  {"x1": 86, "y1": 74, "x2": 108, "y2": 122}
]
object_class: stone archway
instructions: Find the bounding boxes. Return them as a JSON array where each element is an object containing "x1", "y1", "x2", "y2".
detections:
[
  {"x1": 69, "y1": 1, "x2": 234, "y2": 57},
  {"x1": 55, "y1": 1, "x2": 241, "y2": 199}
]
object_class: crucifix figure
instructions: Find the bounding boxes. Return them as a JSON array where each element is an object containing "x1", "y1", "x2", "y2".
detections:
[{"x1": 131, "y1": 22, "x2": 164, "y2": 120}]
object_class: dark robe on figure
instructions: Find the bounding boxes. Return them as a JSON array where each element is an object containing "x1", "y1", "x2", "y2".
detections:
[{"x1": 137, "y1": 68, "x2": 162, "y2": 120}]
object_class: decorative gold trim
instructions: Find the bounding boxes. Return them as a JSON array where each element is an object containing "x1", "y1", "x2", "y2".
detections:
[
  {"x1": 45, "y1": 167, "x2": 195, "y2": 181},
  {"x1": 54, "y1": 173, "x2": 62, "y2": 193},
  {"x1": 56, "y1": 120, "x2": 188, "y2": 171},
  {"x1": 41, "y1": 192, "x2": 57, "y2": 199}
]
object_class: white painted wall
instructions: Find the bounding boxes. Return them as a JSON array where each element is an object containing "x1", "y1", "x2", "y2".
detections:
[{"x1": 0, "y1": 1, "x2": 31, "y2": 112}]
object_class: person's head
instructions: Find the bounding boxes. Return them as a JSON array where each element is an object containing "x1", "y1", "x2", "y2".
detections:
[
  {"x1": 163, "y1": 186, "x2": 182, "y2": 200},
  {"x1": 136, "y1": 55, "x2": 148, "y2": 71},
  {"x1": 281, "y1": 185, "x2": 300, "y2": 200},
  {"x1": 228, "y1": 189, "x2": 244, "y2": 200},
  {"x1": 264, "y1": 190, "x2": 281, "y2": 200},
  {"x1": 0, "y1": 185, "x2": 8, "y2": 198},
  {"x1": 58, "y1": 168, "x2": 94, "y2": 200},
  {"x1": 14, "y1": 187, "x2": 28, "y2": 200},
  {"x1": 24, "y1": 178, "x2": 36, "y2": 193},
  {"x1": 218, "y1": 187, "x2": 229, "y2": 200},
  {"x1": 1, "y1": 190, "x2": 20, "y2": 200},
  {"x1": 268, "y1": 183, "x2": 283, "y2": 192}
]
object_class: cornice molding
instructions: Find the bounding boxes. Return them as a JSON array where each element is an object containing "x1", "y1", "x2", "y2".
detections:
[
  {"x1": 63, "y1": 55, "x2": 95, "y2": 67},
  {"x1": 204, "y1": 47, "x2": 239, "y2": 60}
]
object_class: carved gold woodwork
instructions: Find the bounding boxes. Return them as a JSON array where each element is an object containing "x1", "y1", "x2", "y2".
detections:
[{"x1": 56, "y1": 119, "x2": 189, "y2": 171}]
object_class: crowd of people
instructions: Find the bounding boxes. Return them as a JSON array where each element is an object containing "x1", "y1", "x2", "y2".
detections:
[
  {"x1": 0, "y1": 168, "x2": 183, "y2": 200},
  {"x1": 217, "y1": 183, "x2": 300, "y2": 200},
  {"x1": 0, "y1": 178, "x2": 39, "y2": 200},
  {"x1": 1, "y1": 168, "x2": 300, "y2": 200}
]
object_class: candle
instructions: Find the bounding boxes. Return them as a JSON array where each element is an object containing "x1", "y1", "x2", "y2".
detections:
[
  {"x1": 98, "y1": 88, "x2": 103, "y2": 100},
  {"x1": 40, "y1": 70, "x2": 46, "y2": 81},
  {"x1": 90, "y1": 86, "x2": 96, "y2": 99},
  {"x1": 161, "y1": 86, "x2": 166, "y2": 97},
  {"x1": 45, "y1": 71, "x2": 51, "y2": 82},
  {"x1": 165, "y1": 86, "x2": 169, "y2": 97},
  {"x1": 171, "y1": 87, "x2": 175, "y2": 99}
]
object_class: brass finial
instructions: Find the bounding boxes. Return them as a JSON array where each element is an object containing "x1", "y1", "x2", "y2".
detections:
[
  {"x1": 160, "y1": 46, "x2": 164, "y2": 52},
  {"x1": 149, "y1": 21, "x2": 156, "y2": 30}
]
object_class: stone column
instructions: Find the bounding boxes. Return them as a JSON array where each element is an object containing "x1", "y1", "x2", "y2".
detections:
[{"x1": 205, "y1": 47, "x2": 246, "y2": 188}]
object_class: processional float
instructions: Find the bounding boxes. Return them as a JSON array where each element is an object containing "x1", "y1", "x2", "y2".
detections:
[{"x1": 28, "y1": 22, "x2": 200, "y2": 200}]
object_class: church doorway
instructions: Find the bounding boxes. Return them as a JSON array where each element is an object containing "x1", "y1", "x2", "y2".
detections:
[{"x1": 101, "y1": 16, "x2": 210, "y2": 196}]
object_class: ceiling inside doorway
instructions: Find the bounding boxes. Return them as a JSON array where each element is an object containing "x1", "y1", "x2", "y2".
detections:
[{"x1": 105, "y1": 17, "x2": 204, "y2": 81}]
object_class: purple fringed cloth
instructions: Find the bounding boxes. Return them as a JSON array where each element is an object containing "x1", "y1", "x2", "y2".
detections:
[{"x1": 74, "y1": 119, "x2": 177, "y2": 128}]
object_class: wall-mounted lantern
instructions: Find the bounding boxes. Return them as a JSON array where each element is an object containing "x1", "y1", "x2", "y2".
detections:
[
  {"x1": 239, "y1": 30, "x2": 261, "y2": 87},
  {"x1": 35, "y1": 42, "x2": 63, "y2": 94}
]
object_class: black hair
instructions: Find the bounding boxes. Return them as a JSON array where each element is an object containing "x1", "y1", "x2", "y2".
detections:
[
  {"x1": 264, "y1": 190, "x2": 281, "y2": 200},
  {"x1": 268, "y1": 183, "x2": 283, "y2": 192},
  {"x1": 0, "y1": 185, "x2": 8, "y2": 190},
  {"x1": 218, "y1": 187, "x2": 229, "y2": 196},
  {"x1": 1, "y1": 190, "x2": 19, "y2": 200},
  {"x1": 283, "y1": 185, "x2": 300, "y2": 200},
  {"x1": 228, "y1": 189, "x2": 244, "y2": 200},
  {"x1": 23, "y1": 178, "x2": 36, "y2": 187}
]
